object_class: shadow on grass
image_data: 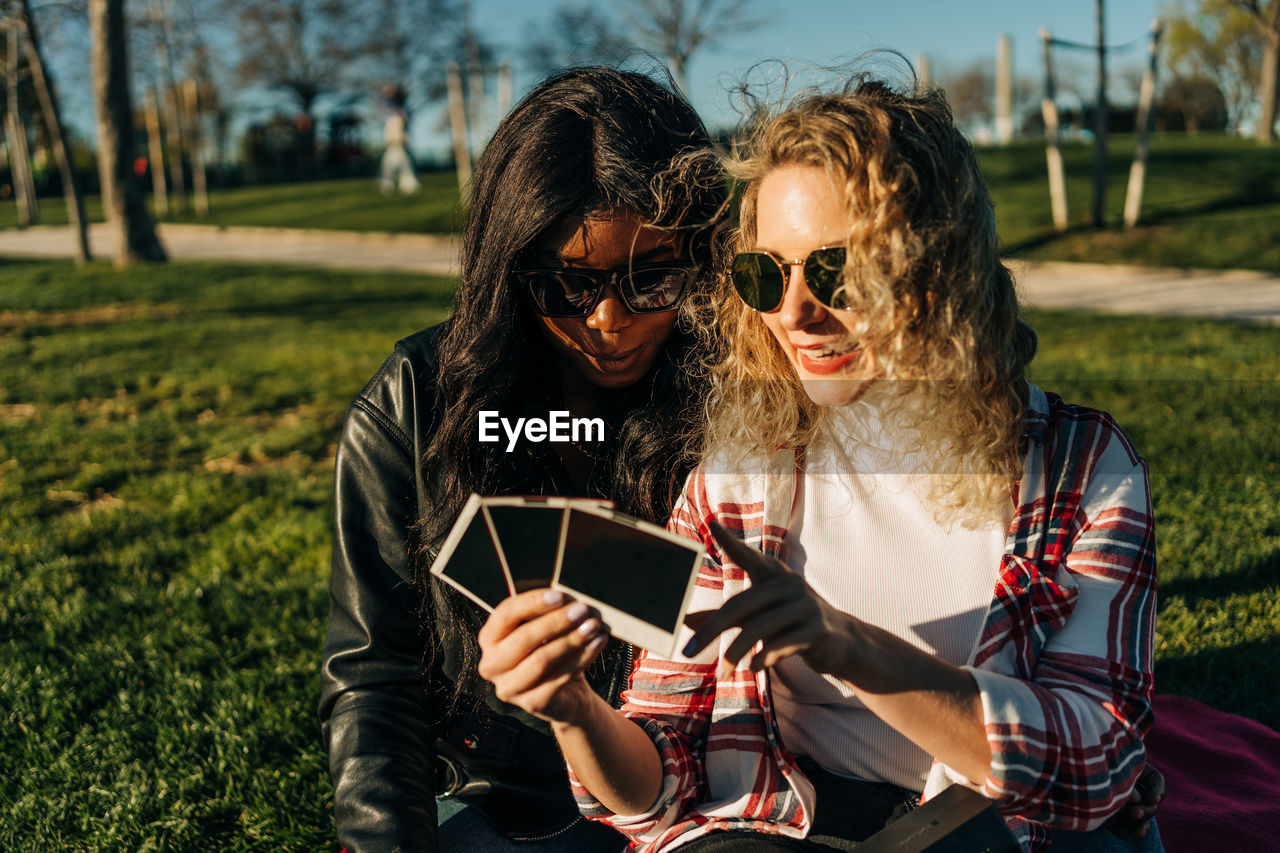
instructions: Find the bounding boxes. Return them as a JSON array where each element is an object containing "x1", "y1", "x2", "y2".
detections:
[
  {"x1": 1160, "y1": 550, "x2": 1280, "y2": 610},
  {"x1": 1145, "y1": 144, "x2": 1280, "y2": 172},
  {"x1": 1000, "y1": 182, "x2": 1280, "y2": 257},
  {"x1": 1158, "y1": 636, "x2": 1280, "y2": 730},
  {"x1": 1000, "y1": 223, "x2": 1100, "y2": 256},
  {"x1": 1138, "y1": 178, "x2": 1280, "y2": 225},
  {"x1": 216, "y1": 288, "x2": 455, "y2": 318}
]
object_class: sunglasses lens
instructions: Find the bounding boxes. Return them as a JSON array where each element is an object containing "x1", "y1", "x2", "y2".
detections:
[
  {"x1": 731, "y1": 252, "x2": 784, "y2": 312},
  {"x1": 804, "y1": 247, "x2": 847, "y2": 307},
  {"x1": 621, "y1": 267, "x2": 693, "y2": 312},
  {"x1": 518, "y1": 272, "x2": 600, "y2": 316}
]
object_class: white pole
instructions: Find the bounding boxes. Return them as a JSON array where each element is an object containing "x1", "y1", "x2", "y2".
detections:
[
  {"x1": 1124, "y1": 20, "x2": 1163, "y2": 228},
  {"x1": 145, "y1": 86, "x2": 168, "y2": 217},
  {"x1": 1040, "y1": 29, "x2": 1069, "y2": 231},
  {"x1": 446, "y1": 61, "x2": 472, "y2": 202},
  {"x1": 996, "y1": 34, "x2": 1014, "y2": 144},
  {"x1": 497, "y1": 61, "x2": 512, "y2": 121},
  {"x1": 183, "y1": 78, "x2": 209, "y2": 216}
]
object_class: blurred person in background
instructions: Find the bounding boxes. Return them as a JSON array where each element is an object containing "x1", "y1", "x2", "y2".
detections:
[{"x1": 378, "y1": 84, "x2": 421, "y2": 194}]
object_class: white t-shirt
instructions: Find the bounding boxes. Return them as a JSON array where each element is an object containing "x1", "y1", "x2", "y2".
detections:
[
  {"x1": 384, "y1": 112, "x2": 407, "y2": 147},
  {"x1": 771, "y1": 393, "x2": 1008, "y2": 790}
]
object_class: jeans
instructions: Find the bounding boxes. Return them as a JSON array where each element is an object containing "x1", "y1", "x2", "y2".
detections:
[
  {"x1": 436, "y1": 792, "x2": 1165, "y2": 852},
  {"x1": 673, "y1": 820, "x2": 1165, "y2": 852},
  {"x1": 670, "y1": 757, "x2": 1166, "y2": 853},
  {"x1": 436, "y1": 798, "x2": 627, "y2": 852},
  {"x1": 1054, "y1": 819, "x2": 1165, "y2": 852}
]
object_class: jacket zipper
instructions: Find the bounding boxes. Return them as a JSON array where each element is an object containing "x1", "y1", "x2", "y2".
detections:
[
  {"x1": 613, "y1": 643, "x2": 635, "y2": 709},
  {"x1": 513, "y1": 814, "x2": 584, "y2": 842},
  {"x1": 518, "y1": 642, "x2": 634, "y2": 842}
]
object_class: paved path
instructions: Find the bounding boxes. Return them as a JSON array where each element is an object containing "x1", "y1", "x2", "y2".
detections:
[
  {"x1": 1005, "y1": 260, "x2": 1280, "y2": 326},
  {"x1": 0, "y1": 223, "x2": 458, "y2": 276},
  {"x1": 4, "y1": 223, "x2": 1279, "y2": 324}
]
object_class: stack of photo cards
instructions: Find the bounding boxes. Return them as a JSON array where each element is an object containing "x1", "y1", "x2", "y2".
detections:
[{"x1": 429, "y1": 494, "x2": 706, "y2": 657}]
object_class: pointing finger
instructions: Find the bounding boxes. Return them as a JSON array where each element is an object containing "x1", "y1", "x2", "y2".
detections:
[
  {"x1": 683, "y1": 610, "x2": 715, "y2": 633},
  {"x1": 708, "y1": 521, "x2": 786, "y2": 582},
  {"x1": 682, "y1": 581, "x2": 788, "y2": 657},
  {"x1": 719, "y1": 598, "x2": 811, "y2": 671}
]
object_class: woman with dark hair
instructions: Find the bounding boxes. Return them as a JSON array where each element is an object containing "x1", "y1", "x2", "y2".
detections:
[
  {"x1": 319, "y1": 67, "x2": 724, "y2": 852},
  {"x1": 476, "y1": 75, "x2": 1162, "y2": 852}
]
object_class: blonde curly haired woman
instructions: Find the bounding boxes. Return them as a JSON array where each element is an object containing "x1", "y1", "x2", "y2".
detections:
[{"x1": 475, "y1": 75, "x2": 1163, "y2": 852}]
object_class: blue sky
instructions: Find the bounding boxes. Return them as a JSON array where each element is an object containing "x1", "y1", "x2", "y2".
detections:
[
  {"x1": 40, "y1": 0, "x2": 1167, "y2": 162},
  {"x1": 464, "y1": 0, "x2": 1165, "y2": 146}
]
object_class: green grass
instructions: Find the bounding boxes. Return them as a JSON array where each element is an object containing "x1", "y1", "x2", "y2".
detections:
[
  {"x1": 0, "y1": 172, "x2": 464, "y2": 234},
  {"x1": 986, "y1": 134, "x2": 1280, "y2": 271},
  {"x1": 4, "y1": 134, "x2": 1278, "y2": 269},
  {"x1": 1024, "y1": 310, "x2": 1280, "y2": 721},
  {"x1": 1, "y1": 259, "x2": 1278, "y2": 847},
  {"x1": 1, "y1": 260, "x2": 455, "y2": 849}
]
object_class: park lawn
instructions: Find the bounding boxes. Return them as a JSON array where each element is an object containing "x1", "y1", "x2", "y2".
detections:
[
  {"x1": 0, "y1": 170, "x2": 463, "y2": 235},
  {"x1": 163, "y1": 171, "x2": 464, "y2": 233},
  {"x1": 2, "y1": 134, "x2": 1278, "y2": 270},
  {"x1": 0, "y1": 260, "x2": 455, "y2": 850},
  {"x1": 1, "y1": 258, "x2": 1278, "y2": 847},
  {"x1": 987, "y1": 133, "x2": 1280, "y2": 271}
]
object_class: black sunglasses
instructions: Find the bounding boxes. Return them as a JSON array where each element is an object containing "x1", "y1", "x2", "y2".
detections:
[
  {"x1": 513, "y1": 263, "x2": 697, "y2": 318},
  {"x1": 730, "y1": 246, "x2": 849, "y2": 313}
]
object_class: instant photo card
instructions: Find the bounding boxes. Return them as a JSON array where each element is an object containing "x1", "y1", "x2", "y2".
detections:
[
  {"x1": 429, "y1": 494, "x2": 703, "y2": 655},
  {"x1": 428, "y1": 494, "x2": 510, "y2": 612},
  {"x1": 484, "y1": 498, "x2": 576, "y2": 593},
  {"x1": 481, "y1": 495, "x2": 613, "y2": 593},
  {"x1": 553, "y1": 504, "x2": 704, "y2": 658}
]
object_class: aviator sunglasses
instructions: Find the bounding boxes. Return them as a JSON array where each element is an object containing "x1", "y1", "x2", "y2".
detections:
[
  {"x1": 730, "y1": 246, "x2": 849, "y2": 313},
  {"x1": 513, "y1": 262, "x2": 697, "y2": 318}
]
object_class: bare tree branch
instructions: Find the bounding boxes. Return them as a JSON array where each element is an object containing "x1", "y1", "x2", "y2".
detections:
[
  {"x1": 1176, "y1": 0, "x2": 1280, "y2": 140},
  {"x1": 622, "y1": 0, "x2": 764, "y2": 94},
  {"x1": 222, "y1": 0, "x2": 369, "y2": 118},
  {"x1": 523, "y1": 3, "x2": 634, "y2": 73}
]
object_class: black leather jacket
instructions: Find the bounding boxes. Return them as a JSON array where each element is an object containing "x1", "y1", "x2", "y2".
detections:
[{"x1": 319, "y1": 324, "x2": 633, "y2": 852}]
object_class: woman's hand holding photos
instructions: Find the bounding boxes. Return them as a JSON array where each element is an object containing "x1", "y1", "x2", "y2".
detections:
[
  {"x1": 477, "y1": 589, "x2": 610, "y2": 725},
  {"x1": 682, "y1": 521, "x2": 862, "y2": 680}
]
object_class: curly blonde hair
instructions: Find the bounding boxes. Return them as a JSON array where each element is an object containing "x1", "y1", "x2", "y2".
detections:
[{"x1": 705, "y1": 76, "x2": 1039, "y2": 523}]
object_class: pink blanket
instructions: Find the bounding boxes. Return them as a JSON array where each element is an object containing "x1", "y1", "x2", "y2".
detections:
[{"x1": 1145, "y1": 694, "x2": 1280, "y2": 851}]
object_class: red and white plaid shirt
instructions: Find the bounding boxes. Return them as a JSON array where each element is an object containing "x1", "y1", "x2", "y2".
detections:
[{"x1": 570, "y1": 386, "x2": 1157, "y2": 852}]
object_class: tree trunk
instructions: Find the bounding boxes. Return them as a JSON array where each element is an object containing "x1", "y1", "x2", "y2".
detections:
[
  {"x1": 6, "y1": 24, "x2": 38, "y2": 226},
  {"x1": 89, "y1": 0, "x2": 166, "y2": 266},
  {"x1": 19, "y1": 0, "x2": 91, "y2": 262},
  {"x1": 152, "y1": 15, "x2": 186, "y2": 215}
]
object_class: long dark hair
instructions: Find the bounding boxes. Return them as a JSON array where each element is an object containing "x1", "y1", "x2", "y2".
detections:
[{"x1": 414, "y1": 67, "x2": 724, "y2": 700}]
